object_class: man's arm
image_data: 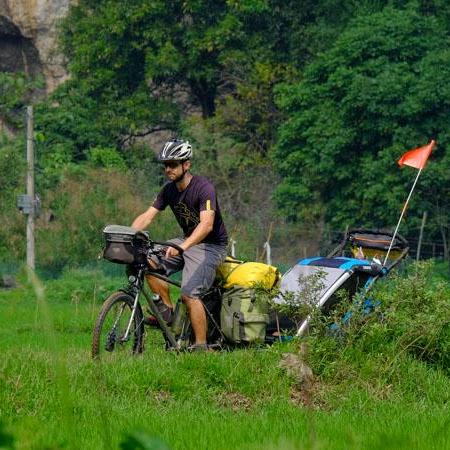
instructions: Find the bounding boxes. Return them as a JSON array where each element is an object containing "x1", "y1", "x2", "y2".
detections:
[
  {"x1": 165, "y1": 210, "x2": 214, "y2": 258},
  {"x1": 131, "y1": 206, "x2": 160, "y2": 231}
]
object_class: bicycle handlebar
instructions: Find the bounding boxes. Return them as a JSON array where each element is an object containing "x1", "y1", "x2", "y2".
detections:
[
  {"x1": 129, "y1": 229, "x2": 184, "y2": 257},
  {"x1": 151, "y1": 240, "x2": 184, "y2": 255}
]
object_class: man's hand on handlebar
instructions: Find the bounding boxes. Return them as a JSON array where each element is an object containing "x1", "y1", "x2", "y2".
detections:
[
  {"x1": 165, "y1": 246, "x2": 181, "y2": 259},
  {"x1": 150, "y1": 241, "x2": 184, "y2": 260}
]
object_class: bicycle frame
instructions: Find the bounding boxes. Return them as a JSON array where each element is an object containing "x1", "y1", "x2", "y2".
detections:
[{"x1": 121, "y1": 260, "x2": 225, "y2": 351}]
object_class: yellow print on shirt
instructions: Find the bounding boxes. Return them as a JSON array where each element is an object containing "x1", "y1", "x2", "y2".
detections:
[{"x1": 173, "y1": 202, "x2": 200, "y2": 230}]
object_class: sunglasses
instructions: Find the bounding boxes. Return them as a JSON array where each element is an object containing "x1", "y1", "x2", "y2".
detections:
[{"x1": 163, "y1": 161, "x2": 182, "y2": 169}]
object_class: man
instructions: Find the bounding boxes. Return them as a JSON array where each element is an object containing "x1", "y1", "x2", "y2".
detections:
[{"x1": 131, "y1": 138, "x2": 228, "y2": 350}]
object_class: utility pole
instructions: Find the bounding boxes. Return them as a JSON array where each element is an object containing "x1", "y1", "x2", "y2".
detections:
[
  {"x1": 26, "y1": 106, "x2": 35, "y2": 270},
  {"x1": 17, "y1": 107, "x2": 38, "y2": 270}
]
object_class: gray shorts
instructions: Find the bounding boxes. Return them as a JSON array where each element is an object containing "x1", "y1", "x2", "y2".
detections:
[{"x1": 161, "y1": 238, "x2": 227, "y2": 298}]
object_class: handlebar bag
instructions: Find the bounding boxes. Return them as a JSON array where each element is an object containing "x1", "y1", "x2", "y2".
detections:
[{"x1": 103, "y1": 225, "x2": 147, "y2": 265}]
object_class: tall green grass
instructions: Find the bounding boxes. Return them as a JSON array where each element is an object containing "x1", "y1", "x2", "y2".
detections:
[{"x1": 0, "y1": 263, "x2": 449, "y2": 449}]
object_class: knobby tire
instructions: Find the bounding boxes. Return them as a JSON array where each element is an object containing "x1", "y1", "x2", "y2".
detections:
[{"x1": 92, "y1": 291, "x2": 145, "y2": 359}]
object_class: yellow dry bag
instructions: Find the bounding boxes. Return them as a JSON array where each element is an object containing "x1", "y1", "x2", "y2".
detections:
[
  {"x1": 215, "y1": 256, "x2": 243, "y2": 282},
  {"x1": 218, "y1": 260, "x2": 280, "y2": 290}
]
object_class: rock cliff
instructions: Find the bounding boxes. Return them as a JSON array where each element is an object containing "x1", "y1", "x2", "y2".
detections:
[{"x1": 0, "y1": 0, "x2": 72, "y2": 92}]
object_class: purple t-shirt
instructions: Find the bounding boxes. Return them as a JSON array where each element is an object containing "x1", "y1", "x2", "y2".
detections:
[{"x1": 153, "y1": 175, "x2": 228, "y2": 246}]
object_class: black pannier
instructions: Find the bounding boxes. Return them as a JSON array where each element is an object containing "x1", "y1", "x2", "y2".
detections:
[{"x1": 103, "y1": 225, "x2": 149, "y2": 265}]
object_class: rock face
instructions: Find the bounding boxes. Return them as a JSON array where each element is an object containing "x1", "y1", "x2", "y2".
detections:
[{"x1": 0, "y1": 0, "x2": 72, "y2": 92}]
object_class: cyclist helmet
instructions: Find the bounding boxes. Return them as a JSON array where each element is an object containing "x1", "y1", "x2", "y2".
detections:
[{"x1": 158, "y1": 139, "x2": 192, "y2": 162}]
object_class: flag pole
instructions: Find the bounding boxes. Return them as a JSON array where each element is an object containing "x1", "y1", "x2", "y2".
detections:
[{"x1": 383, "y1": 168, "x2": 423, "y2": 265}]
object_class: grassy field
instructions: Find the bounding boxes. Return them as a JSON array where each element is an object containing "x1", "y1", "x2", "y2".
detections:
[{"x1": 0, "y1": 265, "x2": 449, "y2": 450}]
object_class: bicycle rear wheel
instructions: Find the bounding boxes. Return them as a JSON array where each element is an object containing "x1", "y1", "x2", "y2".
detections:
[{"x1": 92, "y1": 291, "x2": 145, "y2": 359}]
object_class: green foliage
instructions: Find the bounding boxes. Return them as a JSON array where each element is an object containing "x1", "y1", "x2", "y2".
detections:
[
  {"x1": 273, "y1": 5, "x2": 450, "y2": 236},
  {"x1": 303, "y1": 260, "x2": 450, "y2": 393},
  {"x1": 35, "y1": 167, "x2": 145, "y2": 266},
  {"x1": 0, "y1": 72, "x2": 42, "y2": 129},
  {"x1": 261, "y1": 0, "x2": 364, "y2": 66},
  {"x1": 268, "y1": 269, "x2": 327, "y2": 329},
  {"x1": 33, "y1": 80, "x2": 178, "y2": 175},
  {"x1": 0, "y1": 135, "x2": 26, "y2": 260},
  {"x1": 370, "y1": 261, "x2": 450, "y2": 371},
  {"x1": 87, "y1": 147, "x2": 127, "y2": 170},
  {"x1": 6, "y1": 1, "x2": 450, "y2": 269},
  {"x1": 49, "y1": 0, "x2": 361, "y2": 167},
  {"x1": 44, "y1": 266, "x2": 124, "y2": 303},
  {"x1": 35, "y1": 0, "x2": 288, "y2": 175},
  {"x1": 214, "y1": 62, "x2": 297, "y2": 155},
  {"x1": 59, "y1": 0, "x2": 261, "y2": 119},
  {"x1": 0, "y1": 135, "x2": 25, "y2": 198}
]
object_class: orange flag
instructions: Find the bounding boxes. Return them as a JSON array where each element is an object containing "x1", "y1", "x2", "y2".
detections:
[{"x1": 398, "y1": 140, "x2": 436, "y2": 170}]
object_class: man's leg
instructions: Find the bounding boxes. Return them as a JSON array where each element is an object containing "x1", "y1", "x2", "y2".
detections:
[
  {"x1": 142, "y1": 249, "x2": 180, "y2": 324},
  {"x1": 144, "y1": 243, "x2": 184, "y2": 309},
  {"x1": 145, "y1": 274, "x2": 173, "y2": 308},
  {"x1": 183, "y1": 295, "x2": 207, "y2": 345},
  {"x1": 180, "y1": 243, "x2": 227, "y2": 347}
]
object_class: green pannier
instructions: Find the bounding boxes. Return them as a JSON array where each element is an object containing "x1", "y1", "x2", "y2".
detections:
[{"x1": 220, "y1": 286, "x2": 269, "y2": 344}]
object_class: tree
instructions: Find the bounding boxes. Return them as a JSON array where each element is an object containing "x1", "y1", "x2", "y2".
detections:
[
  {"x1": 36, "y1": 0, "x2": 295, "y2": 168},
  {"x1": 60, "y1": 0, "x2": 271, "y2": 120},
  {"x1": 273, "y1": 5, "x2": 450, "y2": 240},
  {"x1": 34, "y1": 79, "x2": 178, "y2": 167},
  {"x1": 51, "y1": 0, "x2": 376, "y2": 160},
  {"x1": 0, "y1": 72, "x2": 41, "y2": 130},
  {"x1": 212, "y1": 0, "x2": 366, "y2": 155}
]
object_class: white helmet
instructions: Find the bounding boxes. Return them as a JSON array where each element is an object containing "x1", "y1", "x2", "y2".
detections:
[{"x1": 158, "y1": 139, "x2": 192, "y2": 162}]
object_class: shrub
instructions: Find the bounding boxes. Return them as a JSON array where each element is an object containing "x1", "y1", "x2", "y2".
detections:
[
  {"x1": 0, "y1": 134, "x2": 27, "y2": 261},
  {"x1": 35, "y1": 166, "x2": 174, "y2": 267},
  {"x1": 301, "y1": 260, "x2": 450, "y2": 390}
]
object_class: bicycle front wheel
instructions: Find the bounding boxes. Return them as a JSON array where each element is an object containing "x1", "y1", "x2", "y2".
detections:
[{"x1": 92, "y1": 291, "x2": 145, "y2": 359}]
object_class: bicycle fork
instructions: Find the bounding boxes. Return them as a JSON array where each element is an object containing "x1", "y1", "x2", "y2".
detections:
[{"x1": 116, "y1": 271, "x2": 144, "y2": 344}]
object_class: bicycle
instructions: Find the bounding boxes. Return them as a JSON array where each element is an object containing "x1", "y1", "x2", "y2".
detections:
[{"x1": 91, "y1": 225, "x2": 225, "y2": 359}]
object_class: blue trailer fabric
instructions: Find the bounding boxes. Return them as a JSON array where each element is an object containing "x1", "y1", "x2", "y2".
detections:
[{"x1": 298, "y1": 257, "x2": 372, "y2": 270}]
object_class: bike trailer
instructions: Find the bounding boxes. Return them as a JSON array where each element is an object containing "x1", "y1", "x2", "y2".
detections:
[{"x1": 274, "y1": 229, "x2": 409, "y2": 336}]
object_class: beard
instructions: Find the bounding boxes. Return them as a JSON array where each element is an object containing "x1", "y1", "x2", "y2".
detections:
[{"x1": 173, "y1": 169, "x2": 187, "y2": 183}]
